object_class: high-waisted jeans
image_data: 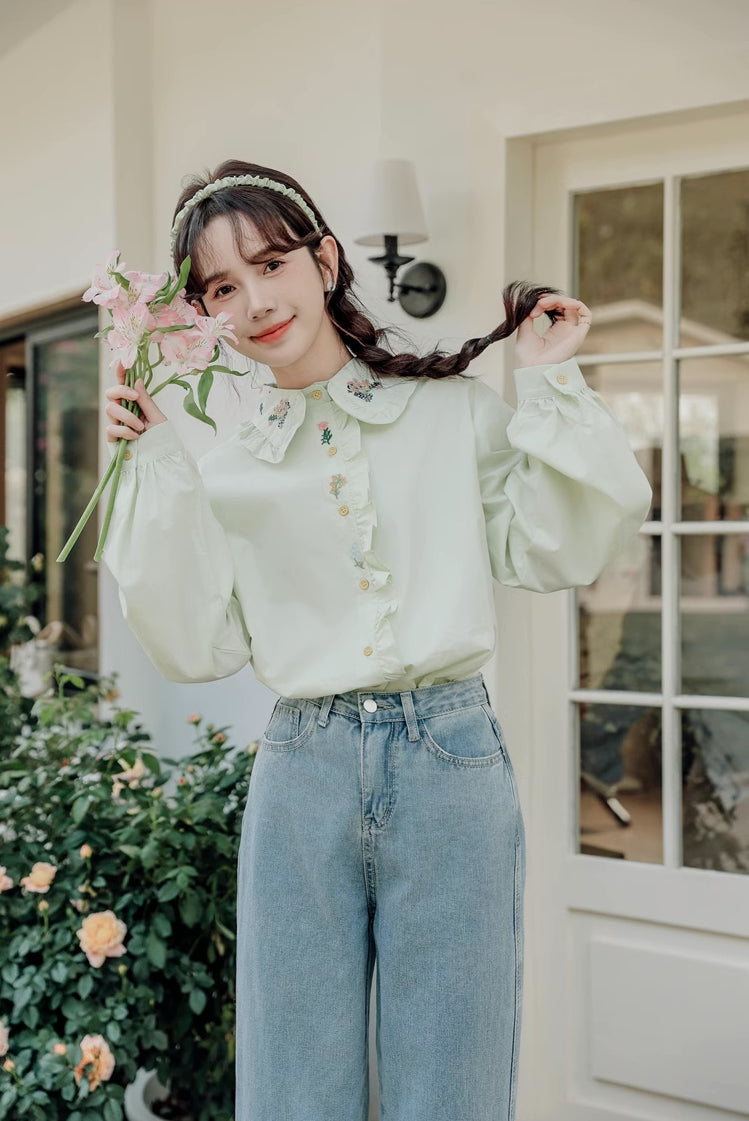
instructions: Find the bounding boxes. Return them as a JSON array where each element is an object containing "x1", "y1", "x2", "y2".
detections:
[{"x1": 235, "y1": 672, "x2": 526, "y2": 1121}]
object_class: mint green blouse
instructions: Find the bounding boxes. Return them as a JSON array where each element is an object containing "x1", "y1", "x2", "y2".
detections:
[{"x1": 102, "y1": 355, "x2": 652, "y2": 698}]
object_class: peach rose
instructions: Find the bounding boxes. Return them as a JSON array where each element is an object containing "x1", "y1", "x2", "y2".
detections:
[
  {"x1": 2, "y1": 1059, "x2": 14, "y2": 1072},
  {"x1": 0, "y1": 867, "x2": 14, "y2": 892},
  {"x1": 188, "y1": 712, "x2": 202, "y2": 724},
  {"x1": 0, "y1": 1021, "x2": 8, "y2": 1057},
  {"x1": 53, "y1": 1042, "x2": 67, "y2": 1056},
  {"x1": 38, "y1": 900, "x2": 49, "y2": 913},
  {"x1": 74, "y1": 1034, "x2": 115, "y2": 1091},
  {"x1": 80, "y1": 844, "x2": 93, "y2": 859},
  {"x1": 76, "y1": 910, "x2": 127, "y2": 968},
  {"x1": 20, "y1": 862, "x2": 56, "y2": 893},
  {"x1": 117, "y1": 757, "x2": 146, "y2": 787}
]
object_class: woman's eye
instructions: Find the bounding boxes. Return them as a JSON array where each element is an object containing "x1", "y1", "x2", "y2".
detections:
[
  {"x1": 212, "y1": 284, "x2": 234, "y2": 298},
  {"x1": 264, "y1": 259, "x2": 284, "y2": 273}
]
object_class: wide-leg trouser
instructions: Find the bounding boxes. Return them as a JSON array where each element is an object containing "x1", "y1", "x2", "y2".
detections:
[{"x1": 235, "y1": 672, "x2": 526, "y2": 1121}]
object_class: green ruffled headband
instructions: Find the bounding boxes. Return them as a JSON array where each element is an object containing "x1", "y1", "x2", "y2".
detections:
[{"x1": 169, "y1": 174, "x2": 321, "y2": 252}]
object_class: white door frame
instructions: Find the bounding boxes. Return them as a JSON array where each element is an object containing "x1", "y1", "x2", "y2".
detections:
[{"x1": 494, "y1": 102, "x2": 749, "y2": 1121}]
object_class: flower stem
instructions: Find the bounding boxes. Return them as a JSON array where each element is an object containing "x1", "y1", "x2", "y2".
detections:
[{"x1": 55, "y1": 453, "x2": 119, "y2": 563}]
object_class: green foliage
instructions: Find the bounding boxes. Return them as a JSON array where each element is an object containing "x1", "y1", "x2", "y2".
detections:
[
  {"x1": 0, "y1": 527, "x2": 44, "y2": 753},
  {"x1": 0, "y1": 669, "x2": 258, "y2": 1120}
]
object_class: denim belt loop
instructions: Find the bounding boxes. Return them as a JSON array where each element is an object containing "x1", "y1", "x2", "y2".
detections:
[
  {"x1": 400, "y1": 690, "x2": 421, "y2": 742},
  {"x1": 317, "y1": 694, "x2": 335, "y2": 727}
]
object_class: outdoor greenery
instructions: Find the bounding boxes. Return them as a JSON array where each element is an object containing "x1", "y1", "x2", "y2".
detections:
[{"x1": 0, "y1": 665, "x2": 257, "y2": 1121}]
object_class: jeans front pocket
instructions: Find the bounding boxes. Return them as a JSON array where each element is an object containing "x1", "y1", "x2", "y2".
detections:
[
  {"x1": 261, "y1": 699, "x2": 317, "y2": 752},
  {"x1": 419, "y1": 701, "x2": 507, "y2": 768}
]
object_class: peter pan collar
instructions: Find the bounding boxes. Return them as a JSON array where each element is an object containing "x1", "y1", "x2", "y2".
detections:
[{"x1": 237, "y1": 356, "x2": 418, "y2": 463}]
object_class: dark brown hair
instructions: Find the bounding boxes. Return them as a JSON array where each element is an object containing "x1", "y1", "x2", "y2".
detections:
[{"x1": 171, "y1": 158, "x2": 562, "y2": 380}]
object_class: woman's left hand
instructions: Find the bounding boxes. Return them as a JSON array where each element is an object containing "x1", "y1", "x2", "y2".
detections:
[{"x1": 513, "y1": 293, "x2": 592, "y2": 367}]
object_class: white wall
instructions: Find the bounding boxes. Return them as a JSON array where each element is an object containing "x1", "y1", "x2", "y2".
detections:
[{"x1": 0, "y1": 0, "x2": 115, "y2": 315}]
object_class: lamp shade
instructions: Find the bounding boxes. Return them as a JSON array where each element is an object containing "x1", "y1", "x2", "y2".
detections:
[{"x1": 354, "y1": 159, "x2": 428, "y2": 247}]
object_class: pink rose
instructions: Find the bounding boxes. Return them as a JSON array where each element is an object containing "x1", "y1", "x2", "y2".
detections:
[{"x1": 0, "y1": 867, "x2": 14, "y2": 893}]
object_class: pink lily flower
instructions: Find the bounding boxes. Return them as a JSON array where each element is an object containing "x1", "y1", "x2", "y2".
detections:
[
  {"x1": 108, "y1": 302, "x2": 157, "y2": 369},
  {"x1": 82, "y1": 250, "x2": 127, "y2": 309}
]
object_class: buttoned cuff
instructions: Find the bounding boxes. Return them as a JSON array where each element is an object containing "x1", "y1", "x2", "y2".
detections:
[
  {"x1": 108, "y1": 420, "x2": 186, "y2": 468},
  {"x1": 513, "y1": 357, "x2": 588, "y2": 401}
]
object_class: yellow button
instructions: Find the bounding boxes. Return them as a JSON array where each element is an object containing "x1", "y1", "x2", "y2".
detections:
[
  {"x1": 359, "y1": 579, "x2": 370, "y2": 591},
  {"x1": 556, "y1": 373, "x2": 567, "y2": 385},
  {"x1": 124, "y1": 449, "x2": 133, "y2": 460},
  {"x1": 311, "y1": 389, "x2": 323, "y2": 399},
  {"x1": 338, "y1": 505, "x2": 349, "y2": 516},
  {"x1": 327, "y1": 447, "x2": 337, "y2": 456},
  {"x1": 363, "y1": 646, "x2": 373, "y2": 657}
]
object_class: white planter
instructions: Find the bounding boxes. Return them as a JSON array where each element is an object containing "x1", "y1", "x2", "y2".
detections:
[{"x1": 123, "y1": 1068, "x2": 171, "y2": 1121}]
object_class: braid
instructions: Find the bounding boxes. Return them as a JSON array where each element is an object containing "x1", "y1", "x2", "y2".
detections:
[{"x1": 326, "y1": 279, "x2": 564, "y2": 380}]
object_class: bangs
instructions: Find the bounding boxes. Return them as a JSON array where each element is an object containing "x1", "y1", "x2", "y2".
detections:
[{"x1": 179, "y1": 188, "x2": 321, "y2": 298}]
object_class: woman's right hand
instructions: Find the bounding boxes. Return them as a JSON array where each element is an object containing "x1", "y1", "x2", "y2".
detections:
[{"x1": 105, "y1": 362, "x2": 168, "y2": 443}]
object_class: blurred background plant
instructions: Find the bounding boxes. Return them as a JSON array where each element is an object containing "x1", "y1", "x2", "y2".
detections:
[
  {"x1": 0, "y1": 525, "x2": 45, "y2": 751},
  {"x1": 0, "y1": 663, "x2": 257, "y2": 1121}
]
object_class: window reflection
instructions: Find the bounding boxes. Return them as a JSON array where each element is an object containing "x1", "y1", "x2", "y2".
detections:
[
  {"x1": 32, "y1": 329, "x2": 99, "y2": 674},
  {"x1": 578, "y1": 532, "x2": 661, "y2": 693},
  {"x1": 678, "y1": 356, "x2": 749, "y2": 522},
  {"x1": 579, "y1": 704, "x2": 662, "y2": 864},
  {"x1": 683, "y1": 708, "x2": 749, "y2": 874},
  {"x1": 574, "y1": 182, "x2": 663, "y2": 356},
  {"x1": 681, "y1": 535, "x2": 749, "y2": 698},
  {"x1": 680, "y1": 168, "x2": 749, "y2": 347}
]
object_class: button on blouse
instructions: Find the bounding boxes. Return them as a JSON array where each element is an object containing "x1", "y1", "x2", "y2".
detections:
[{"x1": 102, "y1": 354, "x2": 652, "y2": 697}]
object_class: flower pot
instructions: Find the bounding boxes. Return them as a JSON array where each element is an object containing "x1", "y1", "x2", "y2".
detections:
[{"x1": 124, "y1": 1068, "x2": 170, "y2": 1121}]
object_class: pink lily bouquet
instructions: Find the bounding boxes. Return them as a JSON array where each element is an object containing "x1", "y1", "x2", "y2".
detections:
[{"x1": 56, "y1": 251, "x2": 241, "y2": 564}]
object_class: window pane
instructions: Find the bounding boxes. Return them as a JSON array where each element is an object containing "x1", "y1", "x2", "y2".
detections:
[
  {"x1": 578, "y1": 533, "x2": 661, "y2": 693},
  {"x1": 681, "y1": 535, "x2": 749, "y2": 698},
  {"x1": 32, "y1": 327, "x2": 99, "y2": 674},
  {"x1": 683, "y1": 708, "x2": 749, "y2": 874},
  {"x1": 581, "y1": 360, "x2": 661, "y2": 519},
  {"x1": 574, "y1": 182, "x2": 663, "y2": 356},
  {"x1": 678, "y1": 355, "x2": 749, "y2": 522},
  {"x1": 680, "y1": 168, "x2": 749, "y2": 347},
  {"x1": 579, "y1": 703, "x2": 662, "y2": 864}
]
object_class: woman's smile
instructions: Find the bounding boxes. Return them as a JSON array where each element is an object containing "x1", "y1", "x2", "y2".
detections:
[{"x1": 251, "y1": 316, "x2": 295, "y2": 343}]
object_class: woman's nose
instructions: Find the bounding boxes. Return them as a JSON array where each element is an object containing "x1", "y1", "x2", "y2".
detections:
[{"x1": 245, "y1": 283, "x2": 276, "y2": 320}]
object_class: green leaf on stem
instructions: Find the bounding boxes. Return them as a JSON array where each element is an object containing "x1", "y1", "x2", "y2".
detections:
[
  {"x1": 197, "y1": 370, "x2": 213, "y2": 414},
  {"x1": 182, "y1": 387, "x2": 217, "y2": 434}
]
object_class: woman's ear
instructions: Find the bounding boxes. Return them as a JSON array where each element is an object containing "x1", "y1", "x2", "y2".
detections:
[{"x1": 315, "y1": 235, "x2": 339, "y2": 288}]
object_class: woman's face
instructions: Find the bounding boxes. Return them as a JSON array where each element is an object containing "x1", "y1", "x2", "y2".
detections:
[{"x1": 195, "y1": 213, "x2": 346, "y2": 385}]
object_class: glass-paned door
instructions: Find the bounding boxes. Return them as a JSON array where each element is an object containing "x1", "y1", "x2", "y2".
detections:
[
  {"x1": 572, "y1": 170, "x2": 749, "y2": 874},
  {"x1": 28, "y1": 316, "x2": 100, "y2": 674}
]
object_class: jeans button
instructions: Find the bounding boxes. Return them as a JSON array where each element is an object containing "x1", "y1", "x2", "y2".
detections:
[{"x1": 363, "y1": 699, "x2": 378, "y2": 713}]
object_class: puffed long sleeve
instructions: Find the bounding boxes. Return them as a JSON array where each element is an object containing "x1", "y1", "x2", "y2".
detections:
[
  {"x1": 102, "y1": 421, "x2": 252, "y2": 682},
  {"x1": 471, "y1": 356, "x2": 653, "y2": 592}
]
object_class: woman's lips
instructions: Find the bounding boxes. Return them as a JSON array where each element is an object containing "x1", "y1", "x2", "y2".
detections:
[{"x1": 251, "y1": 317, "x2": 294, "y2": 343}]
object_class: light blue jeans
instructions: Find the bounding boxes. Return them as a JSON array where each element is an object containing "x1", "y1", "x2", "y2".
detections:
[{"x1": 235, "y1": 672, "x2": 526, "y2": 1120}]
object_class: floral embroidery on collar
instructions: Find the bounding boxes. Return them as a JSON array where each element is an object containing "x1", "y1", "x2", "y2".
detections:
[
  {"x1": 346, "y1": 376, "x2": 382, "y2": 403},
  {"x1": 267, "y1": 398, "x2": 291, "y2": 427},
  {"x1": 237, "y1": 357, "x2": 417, "y2": 463}
]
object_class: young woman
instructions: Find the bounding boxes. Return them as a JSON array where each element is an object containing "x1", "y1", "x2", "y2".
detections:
[{"x1": 103, "y1": 159, "x2": 652, "y2": 1121}]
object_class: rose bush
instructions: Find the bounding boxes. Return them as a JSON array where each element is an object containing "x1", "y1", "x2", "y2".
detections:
[{"x1": 0, "y1": 668, "x2": 258, "y2": 1120}]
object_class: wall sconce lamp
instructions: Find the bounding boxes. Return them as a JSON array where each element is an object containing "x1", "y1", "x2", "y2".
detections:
[{"x1": 354, "y1": 159, "x2": 447, "y2": 319}]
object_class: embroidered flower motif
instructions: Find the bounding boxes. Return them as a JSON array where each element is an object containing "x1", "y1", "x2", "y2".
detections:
[
  {"x1": 346, "y1": 377, "x2": 382, "y2": 403},
  {"x1": 267, "y1": 399, "x2": 291, "y2": 428},
  {"x1": 318, "y1": 421, "x2": 333, "y2": 445},
  {"x1": 329, "y1": 474, "x2": 347, "y2": 499},
  {"x1": 350, "y1": 541, "x2": 365, "y2": 568}
]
